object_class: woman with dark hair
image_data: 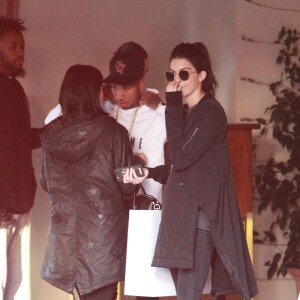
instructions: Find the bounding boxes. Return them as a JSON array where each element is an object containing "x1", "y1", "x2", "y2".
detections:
[
  {"x1": 125, "y1": 43, "x2": 258, "y2": 300},
  {"x1": 40, "y1": 64, "x2": 135, "y2": 300}
]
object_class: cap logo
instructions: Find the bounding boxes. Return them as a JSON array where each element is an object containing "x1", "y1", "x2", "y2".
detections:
[{"x1": 115, "y1": 60, "x2": 126, "y2": 74}]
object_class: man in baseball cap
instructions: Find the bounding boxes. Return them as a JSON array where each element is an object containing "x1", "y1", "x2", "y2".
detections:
[
  {"x1": 103, "y1": 53, "x2": 145, "y2": 110},
  {"x1": 103, "y1": 42, "x2": 161, "y2": 109},
  {"x1": 103, "y1": 51, "x2": 167, "y2": 300},
  {"x1": 102, "y1": 51, "x2": 167, "y2": 196},
  {"x1": 104, "y1": 53, "x2": 144, "y2": 86}
]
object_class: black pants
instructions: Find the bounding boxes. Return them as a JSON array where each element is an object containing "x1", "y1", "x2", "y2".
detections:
[{"x1": 76, "y1": 282, "x2": 118, "y2": 300}]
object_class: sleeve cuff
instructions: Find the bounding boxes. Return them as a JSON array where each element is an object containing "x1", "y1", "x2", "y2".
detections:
[
  {"x1": 165, "y1": 91, "x2": 183, "y2": 106},
  {"x1": 147, "y1": 167, "x2": 158, "y2": 179}
]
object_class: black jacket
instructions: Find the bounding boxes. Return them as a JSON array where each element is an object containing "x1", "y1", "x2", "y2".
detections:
[
  {"x1": 0, "y1": 73, "x2": 39, "y2": 214},
  {"x1": 152, "y1": 92, "x2": 258, "y2": 300},
  {"x1": 40, "y1": 114, "x2": 135, "y2": 295}
]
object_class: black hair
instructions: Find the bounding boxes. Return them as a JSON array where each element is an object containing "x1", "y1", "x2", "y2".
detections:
[
  {"x1": 59, "y1": 65, "x2": 105, "y2": 120},
  {"x1": 115, "y1": 41, "x2": 148, "y2": 61},
  {"x1": 0, "y1": 16, "x2": 27, "y2": 40},
  {"x1": 170, "y1": 42, "x2": 218, "y2": 98}
]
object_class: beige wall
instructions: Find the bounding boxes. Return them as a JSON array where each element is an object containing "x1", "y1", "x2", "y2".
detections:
[
  {"x1": 16, "y1": 0, "x2": 299, "y2": 299},
  {"x1": 236, "y1": 1, "x2": 299, "y2": 300},
  {"x1": 236, "y1": 0, "x2": 299, "y2": 163},
  {"x1": 183, "y1": 0, "x2": 237, "y2": 121}
]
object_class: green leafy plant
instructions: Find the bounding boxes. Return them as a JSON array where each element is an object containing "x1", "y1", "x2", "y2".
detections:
[{"x1": 243, "y1": 27, "x2": 300, "y2": 279}]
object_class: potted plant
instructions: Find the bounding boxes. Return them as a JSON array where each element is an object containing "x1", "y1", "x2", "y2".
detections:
[{"x1": 242, "y1": 26, "x2": 300, "y2": 293}]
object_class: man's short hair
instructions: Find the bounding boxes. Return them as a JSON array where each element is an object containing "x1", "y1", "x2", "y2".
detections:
[{"x1": 0, "y1": 16, "x2": 27, "y2": 40}]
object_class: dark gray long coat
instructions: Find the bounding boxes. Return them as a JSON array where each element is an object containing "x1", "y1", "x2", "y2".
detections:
[
  {"x1": 152, "y1": 92, "x2": 258, "y2": 299},
  {"x1": 40, "y1": 115, "x2": 134, "y2": 295}
]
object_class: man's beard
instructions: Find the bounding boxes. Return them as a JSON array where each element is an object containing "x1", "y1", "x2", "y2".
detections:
[
  {"x1": 8, "y1": 64, "x2": 26, "y2": 78},
  {"x1": 0, "y1": 53, "x2": 26, "y2": 77}
]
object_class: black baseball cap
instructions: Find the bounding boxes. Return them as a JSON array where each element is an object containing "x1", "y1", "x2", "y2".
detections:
[{"x1": 103, "y1": 53, "x2": 144, "y2": 85}]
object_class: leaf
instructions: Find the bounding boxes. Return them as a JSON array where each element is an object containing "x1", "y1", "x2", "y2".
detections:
[
  {"x1": 278, "y1": 27, "x2": 286, "y2": 40},
  {"x1": 256, "y1": 118, "x2": 267, "y2": 125},
  {"x1": 276, "y1": 55, "x2": 283, "y2": 65},
  {"x1": 240, "y1": 117, "x2": 254, "y2": 122},
  {"x1": 265, "y1": 260, "x2": 272, "y2": 267},
  {"x1": 264, "y1": 231, "x2": 277, "y2": 243},
  {"x1": 266, "y1": 253, "x2": 281, "y2": 279},
  {"x1": 260, "y1": 127, "x2": 268, "y2": 136},
  {"x1": 254, "y1": 239, "x2": 263, "y2": 244}
]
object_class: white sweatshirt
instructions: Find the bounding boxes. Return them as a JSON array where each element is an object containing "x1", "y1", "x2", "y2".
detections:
[{"x1": 107, "y1": 102, "x2": 166, "y2": 202}]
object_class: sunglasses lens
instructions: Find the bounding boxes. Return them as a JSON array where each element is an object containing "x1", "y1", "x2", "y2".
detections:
[
  {"x1": 179, "y1": 70, "x2": 190, "y2": 81},
  {"x1": 165, "y1": 71, "x2": 175, "y2": 82}
]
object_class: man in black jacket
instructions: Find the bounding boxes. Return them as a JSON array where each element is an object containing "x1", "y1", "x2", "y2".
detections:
[{"x1": 0, "y1": 16, "x2": 40, "y2": 300}]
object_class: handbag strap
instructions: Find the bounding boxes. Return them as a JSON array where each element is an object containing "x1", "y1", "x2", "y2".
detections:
[
  {"x1": 132, "y1": 185, "x2": 145, "y2": 210},
  {"x1": 140, "y1": 184, "x2": 147, "y2": 195},
  {"x1": 133, "y1": 185, "x2": 161, "y2": 210},
  {"x1": 133, "y1": 191, "x2": 137, "y2": 210}
]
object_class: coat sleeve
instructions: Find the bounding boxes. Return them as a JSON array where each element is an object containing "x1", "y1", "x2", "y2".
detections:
[
  {"x1": 165, "y1": 91, "x2": 227, "y2": 171},
  {"x1": 147, "y1": 165, "x2": 169, "y2": 184},
  {"x1": 113, "y1": 124, "x2": 135, "y2": 196}
]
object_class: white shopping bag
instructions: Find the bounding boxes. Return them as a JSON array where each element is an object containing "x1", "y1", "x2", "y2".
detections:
[
  {"x1": 125, "y1": 210, "x2": 176, "y2": 297},
  {"x1": 124, "y1": 209, "x2": 211, "y2": 297}
]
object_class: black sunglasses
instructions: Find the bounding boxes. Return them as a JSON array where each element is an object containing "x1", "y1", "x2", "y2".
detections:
[{"x1": 165, "y1": 70, "x2": 198, "y2": 82}]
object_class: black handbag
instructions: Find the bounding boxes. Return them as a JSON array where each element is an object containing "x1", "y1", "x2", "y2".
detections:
[{"x1": 129, "y1": 185, "x2": 161, "y2": 210}]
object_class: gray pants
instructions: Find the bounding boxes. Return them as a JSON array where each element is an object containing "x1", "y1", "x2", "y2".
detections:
[{"x1": 171, "y1": 229, "x2": 235, "y2": 300}]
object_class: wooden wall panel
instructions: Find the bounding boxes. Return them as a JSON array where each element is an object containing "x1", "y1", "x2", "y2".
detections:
[{"x1": 227, "y1": 123, "x2": 259, "y2": 219}]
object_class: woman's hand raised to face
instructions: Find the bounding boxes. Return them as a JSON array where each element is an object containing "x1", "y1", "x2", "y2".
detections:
[
  {"x1": 123, "y1": 167, "x2": 149, "y2": 184},
  {"x1": 166, "y1": 80, "x2": 181, "y2": 92}
]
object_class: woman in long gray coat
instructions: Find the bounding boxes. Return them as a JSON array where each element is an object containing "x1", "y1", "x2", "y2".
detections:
[
  {"x1": 125, "y1": 42, "x2": 258, "y2": 300},
  {"x1": 40, "y1": 65, "x2": 135, "y2": 300}
]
